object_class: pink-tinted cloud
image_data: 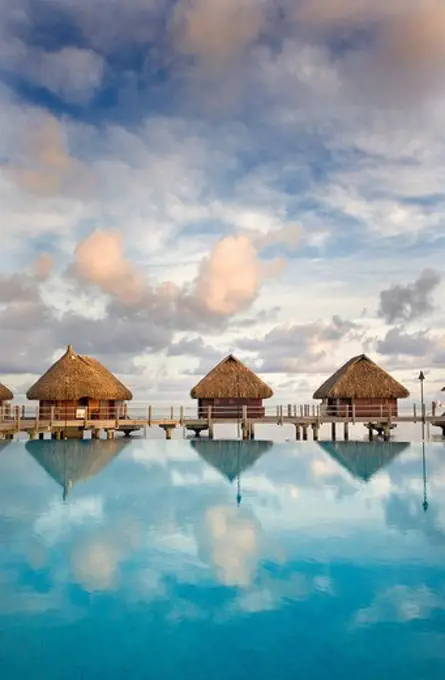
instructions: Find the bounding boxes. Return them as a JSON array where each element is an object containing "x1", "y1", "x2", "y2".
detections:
[
  {"x1": 72, "y1": 230, "x2": 146, "y2": 305},
  {"x1": 195, "y1": 234, "x2": 262, "y2": 315},
  {"x1": 171, "y1": 0, "x2": 266, "y2": 65},
  {"x1": 4, "y1": 114, "x2": 89, "y2": 197}
]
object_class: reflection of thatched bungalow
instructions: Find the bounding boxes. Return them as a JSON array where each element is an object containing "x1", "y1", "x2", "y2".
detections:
[
  {"x1": 190, "y1": 355, "x2": 273, "y2": 418},
  {"x1": 0, "y1": 381, "x2": 13, "y2": 409},
  {"x1": 318, "y1": 441, "x2": 409, "y2": 482},
  {"x1": 27, "y1": 345, "x2": 132, "y2": 420},
  {"x1": 26, "y1": 438, "x2": 129, "y2": 500},
  {"x1": 191, "y1": 439, "x2": 273, "y2": 504},
  {"x1": 313, "y1": 354, "x2": 409, "y2": 418}
]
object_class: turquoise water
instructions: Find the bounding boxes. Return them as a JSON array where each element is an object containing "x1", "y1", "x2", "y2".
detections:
[{"x1": 1, "y1": 438, "x2": 444, "y2": 679}]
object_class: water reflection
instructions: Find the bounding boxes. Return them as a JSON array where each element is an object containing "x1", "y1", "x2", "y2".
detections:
[
  {"x1": 1, "y1": 440, "x2": 445, "y2": 679},
  {"x1": 191, "y1": 439, "x2": 273, "y2": 505},
  {"x1": 318, "y1": 441, "x2": 410, "y2": 482},
  {"x1": 25, "y1": 438, "x2": 130, "y2": 500}
]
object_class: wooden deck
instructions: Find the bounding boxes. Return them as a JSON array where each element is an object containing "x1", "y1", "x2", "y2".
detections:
[{"x1": 1, "y1": 403, "x2": 444, "y2": 441}]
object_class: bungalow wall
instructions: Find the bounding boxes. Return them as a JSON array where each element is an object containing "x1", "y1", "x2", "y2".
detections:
[
  {"x1": 198, "y1": 398, "x2": 265, "y2": 419},
  {"x1": 38, "y1": 399, "x2": 125, "y2": 420},
  {"x1": 324, "y1": 397, "x2": 398, "y2": 418}
]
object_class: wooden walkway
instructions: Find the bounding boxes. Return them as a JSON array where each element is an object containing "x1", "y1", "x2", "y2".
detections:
[{"x1": 1, "y1": 404, "x2": 444, "y2": 441}]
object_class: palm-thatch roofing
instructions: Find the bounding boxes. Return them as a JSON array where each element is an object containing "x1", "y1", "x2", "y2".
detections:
[
  {"x1": 191, "y1": 439, "x2": 272, "y2": 482},
  {"x1": 26, "y1": 345, "x2": 132, "y2": 401},
  {"x1": 0, "y1": 382, "x2": 13, "y2": 402},
  {"x1": 313, "y1": 354, "x2": 409, "y2": 400},
  {"x1": 318, "y1": 441, "x2": 409, "y2": 482},
  {"x1": 26, "y1": 438, "x2": 129, "y2": 498},
  {"x1": 190, "y1": 355, "x2": 273, "y2": 400}
]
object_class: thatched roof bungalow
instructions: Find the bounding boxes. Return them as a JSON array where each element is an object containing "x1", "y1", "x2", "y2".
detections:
[
  {"x1": 190, "y1": 354, "x2": 273, "y2": 418},
  {"x1": 26, "y1": 438, "x2": 129, "y2": 500},
  {"x1": 0, "y1": 381, "x2": 13, "y2": 406},
  {"x1": 313, "y1": 354, "x2": 409, "y2": 418},
  {"x1": 27, "y1": 345, "x2": 132, "y2": 420},
  {"x1": 318, "y1": 441, "x2": 409, "y2": 482}
]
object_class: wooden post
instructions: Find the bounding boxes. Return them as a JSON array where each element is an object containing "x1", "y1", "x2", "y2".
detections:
[
  {"x1": 242, "y1": 405, "x2": 248, "y2": 432},
  {"x1": 148, "y1": 405, "x2": 152, "y2": 427},
  {"x1": 15, "y1": 406, "x2": 21, "y2": 434},
  {"x1": 344, "y1": 422, "x2": 349, "y2": 441},
  {"x1": 295, "y1": 425, "x2": 301, "y2": 440},
  {"x1": 179, "y1": 406, "x2": 184, "y2": 426},
  {"x1": 380, "y1": 403, "x2": 383, "y2": 419},
  {"x1": 352, "y1": 403, "x2": 356, "y2": 424},
  {"x1": 368, "y1": 424, "x2": 374, "y2": 441},
  {"x1": 302, "y1": 425, "x2": 308, "y2": 441},
  {"x1": 50, "y1": 406, "x2": 55, "y2": 428},
  {"x1": 312, "y1": 424, "x2": 319, "y2": 441},
  {"x1": 115, "y1": 405, "x2": 120, "y2": 429},
  {"x1": 331, "y1": 422, "x2": 336, "y2": 441},
  {"x1": 124, "y1": 402, "x2": 128, "y2": 418},
  {"x1": 250, "y1": 423, "x2": 255, "y2": 440}
]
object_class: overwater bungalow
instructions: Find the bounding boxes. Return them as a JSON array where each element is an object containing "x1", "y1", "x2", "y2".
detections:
[
  {"x1": 26, "y1": 438, "x2": 129, "y2": 500},
  {"x1": 27, "y1": 344, "x2": 132, "y2": 421},
  {"x1": 313, "y1": 354, "x2": 409, "y2": 418},
  {"x1": 0, "y1": 381, "x2": 13, "y2": 420},
  {"x1": 318, "y1": 441, "x2": 409, "y2": 482},
  {"x1": 190, "y1": 354, "x2": 273, "y2": 418}
]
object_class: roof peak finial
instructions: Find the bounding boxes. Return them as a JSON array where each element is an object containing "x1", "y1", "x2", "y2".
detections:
[{"x1": 67, "y1": 344, "x2": 74, "y2": 354}]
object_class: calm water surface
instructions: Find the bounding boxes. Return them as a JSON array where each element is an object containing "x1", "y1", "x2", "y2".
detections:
[{"x1": 1, "y1": 438, "x2": 444, "y2": 679}]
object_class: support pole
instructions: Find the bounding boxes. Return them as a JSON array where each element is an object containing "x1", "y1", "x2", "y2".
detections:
[
  {"x1": 331, "y1": 422, "x2": 336, "y2": 441},
  {"x1": 302, "y1": 425, "x2": 308, "y2": 441},
  {"x1": 344, "y1": 422, "x2": 349, "y2": 441},
  {"x1": 295, "y1": 425, "x2": 301, "y2": 441},
  {"x1": 312, "y1": 424, "x2": 319, "y2": 441}
]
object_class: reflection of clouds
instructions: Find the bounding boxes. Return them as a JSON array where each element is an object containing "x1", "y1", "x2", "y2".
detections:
[
  {"x1": 197, "y1": 506, "x2": 262, "y2": 587},
  {"x1": 354, "y1": 585, "x2": 441, "y2": 626},
  {"x1": 72, "y1": 537, "x2": 121, "y2": 591},
  {"x1": 70, "y1": 516, "x2": 144, "y2": 592},
  {"x1": 230, "y1": 572, "x2": 334, "y2": 616},
  {"x1": 34, "y1": 495, "x2": 104, "y2": 545}
]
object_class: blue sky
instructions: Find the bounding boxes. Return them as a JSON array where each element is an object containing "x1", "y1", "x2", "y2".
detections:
[{"x1": 0, "y1": 0, "x2": 444, "y2": 402}]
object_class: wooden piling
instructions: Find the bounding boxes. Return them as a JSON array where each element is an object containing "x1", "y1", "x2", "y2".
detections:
[
  {"x1": 295, "y1": 425, "x2": 301, "y2": 441},
  {"x1": 312, "y1": 424, "x2": 319, "y2": 441},
  {"x1": 344, "y1": 422, "x2": 349, "y2": 441},
  {"x1": 331, "y1": 422, "x2": 336, "y2": 441},
  {"x1": 302, "y1": 425, "x2": 308, "y2": 441}
]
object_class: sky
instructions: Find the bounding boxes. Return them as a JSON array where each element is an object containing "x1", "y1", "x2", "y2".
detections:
[{"x1": 1, "y1": 0, "x2": 445, "y2": 405}]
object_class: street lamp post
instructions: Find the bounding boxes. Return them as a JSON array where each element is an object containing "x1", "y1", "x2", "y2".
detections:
[{"x1": 418, "y1": 371, "x2": 425, "y2": 440}]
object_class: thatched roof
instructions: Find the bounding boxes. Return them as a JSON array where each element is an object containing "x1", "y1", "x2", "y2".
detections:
[
  {"x1": 313, "y1": 354, "x2": 409, "y2": 400},
  {"x1": 190, "y1": 355, "x2": 273, "y2": 400},
  {"x1": 0, "y1": 382, "x2": 13, "y2": 402},
  {"x1": 318, "y1": 441, "x2": 409, "y2": 482},
  {"x1": 191, "y1": 439, "x2": 272, "y2": 482},
  {"x1": 26, "y1": 345, "x2": 132, "y2": 401},
  {"x1": 26, "y1": 438, "x2": 129, "y2": 498}
]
